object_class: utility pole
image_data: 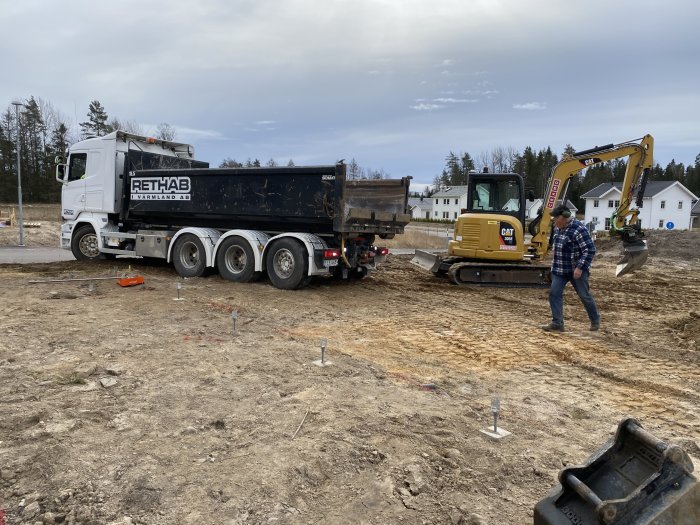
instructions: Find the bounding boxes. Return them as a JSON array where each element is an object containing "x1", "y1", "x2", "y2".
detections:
[{"x1": 11, "y1": 100, "x2": 25, "y2": 247}]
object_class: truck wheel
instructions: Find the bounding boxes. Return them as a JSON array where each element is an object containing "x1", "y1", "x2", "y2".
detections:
[
  {"x1": 266, "y1": 238, "x2": 308, "y2": 290},
  {"x1": 172, "y1": 234, "x2": 207, "y2": 278},
  {"x1": 217, "y1": 236, "x2": 259, "y2": 283},
  {"x1": 71, "y1": 225, "x2": 101, "y2": 261}
]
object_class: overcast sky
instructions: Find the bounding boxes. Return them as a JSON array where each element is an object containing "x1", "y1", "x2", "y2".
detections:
[{"x1": 2, "y1": 0, "x2": 699, "y2": 187}]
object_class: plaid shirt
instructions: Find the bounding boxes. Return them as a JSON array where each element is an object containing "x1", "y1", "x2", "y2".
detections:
[{"x1": 551, "y1": 218, "x2": 596, "y2": 276}]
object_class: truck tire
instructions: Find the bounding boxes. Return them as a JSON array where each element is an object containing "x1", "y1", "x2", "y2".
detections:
[
  {"x1": 217, "y1": 236, "x2": 259, "y2": 283},
  {"x1": 71, "y1": 225, "x2": 101, "y2": 261},
  {"x1": 266, "y1": 238, "x2": 308, "y2": 290},
  {"x1": 172, "y1": 234, "x2": 207, "y2": 278}
]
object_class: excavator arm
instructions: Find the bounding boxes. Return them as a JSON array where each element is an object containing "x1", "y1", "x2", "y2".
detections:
[{"x1": 528, "y1": 134, "x2": 654, "y2": 276}]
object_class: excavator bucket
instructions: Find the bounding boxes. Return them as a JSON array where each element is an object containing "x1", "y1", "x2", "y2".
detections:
[
  {"x1": 615, "y1": 240, "x2": 648, "y2": 277},
  {"x1": 535, "y1": 417, "x2": 699, "y2": 525},
  {"x1": 410, "y1": 249, "x2": 443, "y2": 273}
]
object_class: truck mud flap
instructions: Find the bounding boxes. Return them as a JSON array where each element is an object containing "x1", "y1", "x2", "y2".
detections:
[
  {"x1": 447, "y1": 261, "x2": 551, "y2": 287},
  {"x1": 535, "y1": 417, "x2": 699, "y2": 525}
]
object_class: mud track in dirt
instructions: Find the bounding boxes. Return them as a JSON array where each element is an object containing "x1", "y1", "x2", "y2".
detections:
[{"x1": 1, "y1": 240, "x2": 699, "y2": 524}]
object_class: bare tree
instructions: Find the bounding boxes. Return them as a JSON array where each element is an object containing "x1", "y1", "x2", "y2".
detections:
[
  {"x1": 155, "y1": 122, "x2": 176, "y2": 141},
  {"x1": 219, "y1": 157, "x2": 242, "y2": 168},
  {"x1": 108, "y1": 118, "x2": 144, "y2": 135}
]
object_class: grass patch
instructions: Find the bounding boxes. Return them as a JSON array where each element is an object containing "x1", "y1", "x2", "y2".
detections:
[{"x1": 58, "y1": 374, "x2": 88, "y2": 386}]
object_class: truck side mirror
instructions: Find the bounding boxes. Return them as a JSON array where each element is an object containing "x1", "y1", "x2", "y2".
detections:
[
  {"x1": 54, "y1": 155, "x2": 65, "y2": 165},
  {"x1": 55, "y1": 163, "x2": 66, "y2": 184}
]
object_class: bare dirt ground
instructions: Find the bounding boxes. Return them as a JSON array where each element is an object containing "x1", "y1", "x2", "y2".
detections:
[{"x1": 1, "y1": 222, "x2": 699, "y2": 525}]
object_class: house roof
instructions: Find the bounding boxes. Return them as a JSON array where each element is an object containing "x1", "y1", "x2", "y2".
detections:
[
  {"x1": 580, "y1": 181, "x2": 692, "y2": 200},
  {"x1": 408, "y1": 197, "x2": 433, "y2": 210},
  {"x1": 432, "y1": 185, "x2": 469, "y2": 198}
]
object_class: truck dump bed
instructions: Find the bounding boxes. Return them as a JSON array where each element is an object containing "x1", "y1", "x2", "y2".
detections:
[{"x1": 123, "y1": 162, "x2": 411, "y2": 236}]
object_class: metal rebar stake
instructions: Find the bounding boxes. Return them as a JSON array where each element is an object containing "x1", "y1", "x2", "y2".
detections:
[
  {"x1": 491, "y1": 397, "x2": 500, "y2": 432},
  {"x1": 231, "y1": 310, "x2": 238, "y2": 335},
  {"x1": 320, "y1": 339, "x2": 327, "y2": 364},
  {"x1": 174, "y1": 282, "x2": 184, "y2": 301}
]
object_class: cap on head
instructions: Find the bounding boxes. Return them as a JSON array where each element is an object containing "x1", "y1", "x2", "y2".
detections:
[{"x1": 551, "y1": 204, "x2": 572, "y2": 218}]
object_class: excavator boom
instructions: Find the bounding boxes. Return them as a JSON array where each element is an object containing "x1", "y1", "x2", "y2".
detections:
[{"x1": 530, "y1": 135, "x2": 654, "y2": 277}]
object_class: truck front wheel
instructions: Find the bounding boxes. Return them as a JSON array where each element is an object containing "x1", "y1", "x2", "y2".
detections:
[
  {"x1": 266, "y1": 238, "x2": 308, "y2": 290},
  {"x1": 217, "y1": 236, "x2": 259, "y2": 283},
  {"x1": 172, "y1": 234, "x2": 207, "y2": 278},
  {"x1": 71, "y1": 225, "x2": 101, "y2": 261}
]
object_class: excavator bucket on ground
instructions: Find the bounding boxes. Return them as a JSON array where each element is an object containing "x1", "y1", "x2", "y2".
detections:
[
  {"x1": 616, "y1": 240, "x2": 649, "y2": 277},
  {"x1": 410, "y1": 249, "x2": 443, "y2": 273}
]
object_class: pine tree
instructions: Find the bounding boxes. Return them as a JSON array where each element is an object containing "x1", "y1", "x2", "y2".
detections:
[
  {"x1": 80, "y1": 100, "x2": 111, "y2": 138},
  {"x1": 0, "y1": 110, "x2": 16, "y2": 201}
]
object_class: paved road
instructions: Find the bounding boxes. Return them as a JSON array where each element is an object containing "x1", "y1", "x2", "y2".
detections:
[{"x1": 0, "y1": 246, "x2": 75, "y2": 264}]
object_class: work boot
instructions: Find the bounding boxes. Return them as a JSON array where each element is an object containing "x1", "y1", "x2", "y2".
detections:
[
  {"x1": 590, "y1": 321, "x2": 600, "y2": 331},
  {"x1": 542, "y1": 323, "x2": 564, "y2": 332}
]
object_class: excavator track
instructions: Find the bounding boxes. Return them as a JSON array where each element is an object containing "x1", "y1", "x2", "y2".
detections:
[{"x1": 446, "y1": 261, "x2": 551, "y2": 287}]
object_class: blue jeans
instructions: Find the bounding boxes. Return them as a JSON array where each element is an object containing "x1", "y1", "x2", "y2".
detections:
[{"x1": 549, "y1": 271, "x2": 600, "y2": 328}]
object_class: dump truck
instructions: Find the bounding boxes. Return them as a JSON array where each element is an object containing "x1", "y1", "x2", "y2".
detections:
[
  {"x1": 55, "y1": 131, "x2": 411, "y2": 289},
  {"x1": 412, "y1": 135, "x2": 654, "y2": 286}
]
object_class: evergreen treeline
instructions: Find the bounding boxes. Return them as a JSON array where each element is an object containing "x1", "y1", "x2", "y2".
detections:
[
  {"x1": 0, "y1": 98, "x2": 174, "y2": 203},
  {"x1": 431, "y1": 146, "x2": 700, "y2": 211},
  {"x1": 2, "y1": 95, "x2": 699, "y2": 206}
]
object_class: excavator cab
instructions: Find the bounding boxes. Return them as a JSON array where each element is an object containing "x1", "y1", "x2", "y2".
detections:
[{"x1": 446, "y1": 172, "x2": 528, "y2": 262}]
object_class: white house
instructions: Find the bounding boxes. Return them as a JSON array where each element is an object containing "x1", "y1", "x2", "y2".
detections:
[
  {"x1": 692, "y1": 199, "x2": 700, "y2": 229},
  {"x1": 408, "y1": 197, "x2": 434, "y2": 220},
  {"x1": 581, "y1": 181, "x2": 698, "y2": 232},
  {"x1": 431, "y1": 186, "x2": 469, "y2": 221}
]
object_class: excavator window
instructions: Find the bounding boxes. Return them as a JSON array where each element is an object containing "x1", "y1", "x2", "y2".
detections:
[{"x1": 467, "y1": 174, "x2": 526, "y2": 226}]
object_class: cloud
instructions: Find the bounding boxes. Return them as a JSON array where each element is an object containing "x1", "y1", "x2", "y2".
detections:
[
  {"x1": 513, "y1": 102, "x2": 547, "y2": 111},
  {"x1": 175, "y1": 126, "x2": 225, "y2": 140},
  {"x1": 411, "y1": 103, "x2": 444, "y2": 111},
  {"x1": 433, "y1": 98, "x2": 478, "y2": 104},
  {"x1": 255, "y1": 120, "x2": 277, "y2": 125},
  {"x1": 440, "y1": 59, "x2": 455, "y2": 66}
]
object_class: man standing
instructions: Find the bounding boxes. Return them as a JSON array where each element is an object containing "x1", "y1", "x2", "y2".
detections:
[{"x1": 542, "y1": 204, "x2": 600, "y2": 332}]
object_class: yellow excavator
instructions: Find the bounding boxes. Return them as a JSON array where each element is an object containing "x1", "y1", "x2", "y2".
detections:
[{"x1": 412, "y1": 134, "x2": 654, "y2": 286}]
